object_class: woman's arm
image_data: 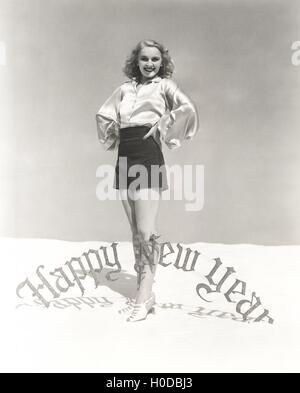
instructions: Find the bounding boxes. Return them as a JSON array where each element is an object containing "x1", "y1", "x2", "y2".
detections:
[
  {"x1": 158, "y1": 79, "x2": 199, "y2": 150},
  {"x1": 95, "y1": 86, "x2": 122, "y2": 151}
]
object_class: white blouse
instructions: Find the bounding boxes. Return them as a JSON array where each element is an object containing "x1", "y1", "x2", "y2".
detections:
[{"x1": 96, "y1": 76, "x2": 199, "y2": 151}]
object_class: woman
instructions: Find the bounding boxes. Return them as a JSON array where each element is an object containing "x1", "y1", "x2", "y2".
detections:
[{"x1": 96, "y1": 39, "x2": 199, "y2": 322}]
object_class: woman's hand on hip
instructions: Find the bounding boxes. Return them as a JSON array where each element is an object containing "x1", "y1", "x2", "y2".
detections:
[{"x1": 142, "y1": 122, "x2": 159, "y2": 140}]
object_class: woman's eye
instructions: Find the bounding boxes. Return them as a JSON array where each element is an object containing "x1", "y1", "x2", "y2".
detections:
[{"x1": 140, "y1": 57, "x2": 161, "y2": 62}]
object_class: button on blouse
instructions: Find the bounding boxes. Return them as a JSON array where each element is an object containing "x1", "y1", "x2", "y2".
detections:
[{"x1": 96, "y1": 76, "x2": 199, "y2": 151}]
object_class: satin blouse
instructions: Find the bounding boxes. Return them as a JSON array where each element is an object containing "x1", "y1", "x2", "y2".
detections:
[{"x1": 96, "y1": 76, "x2": 199, "y2": 151}]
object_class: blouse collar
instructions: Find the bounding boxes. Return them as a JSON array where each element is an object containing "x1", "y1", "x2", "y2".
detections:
[{"x1": 132, "y1": 76, "x2": 162, "y2": 86}]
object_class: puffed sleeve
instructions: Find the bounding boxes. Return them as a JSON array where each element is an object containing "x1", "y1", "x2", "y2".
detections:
[
  {"x1": 95, "y1": 85, "x2": 122, "y2": 151},
  {"x1": 158, "y1": 79, "x2": 199, "y2": 150}
]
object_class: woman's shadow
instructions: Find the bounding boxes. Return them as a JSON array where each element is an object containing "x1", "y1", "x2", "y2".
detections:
[
  {"x1": 84, "y1": 267, "x2": 137, "y2": 300},
  {"x1": 77, "y1": 268, "x2": 247, "y2": 323}
]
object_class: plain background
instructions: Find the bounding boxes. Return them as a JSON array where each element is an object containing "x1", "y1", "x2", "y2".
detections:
[{"x1": 1, "y1": 0, "x2": 299, "y2": 244}]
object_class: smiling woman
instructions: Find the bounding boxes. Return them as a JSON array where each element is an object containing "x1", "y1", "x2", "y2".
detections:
[
  {"x1": 138, "y1": 47, "x2": 163, "y2": 83},
  {"x1": 95, "y1": 39, "x2": 199, "y2": 322}
]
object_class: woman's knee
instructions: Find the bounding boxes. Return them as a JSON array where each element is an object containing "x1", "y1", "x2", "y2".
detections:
[
  {"x1": 137, "y1": 227, "x2": 154, "y2": 242},
  {"x1": 131, "y1": 226, "x2": 139, "y2": 238}
]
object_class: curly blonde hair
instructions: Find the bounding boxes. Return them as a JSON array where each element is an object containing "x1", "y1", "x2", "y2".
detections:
[{"x1": 123, "y1": 39, "x2": 175, "y2": 82}]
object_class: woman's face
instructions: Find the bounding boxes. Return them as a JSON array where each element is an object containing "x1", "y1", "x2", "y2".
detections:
[{"x1": 137, "y1": 46, "x2": 162, "y2": 82}]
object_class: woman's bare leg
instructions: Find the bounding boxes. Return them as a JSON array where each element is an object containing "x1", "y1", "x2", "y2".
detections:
[
  {"x1": 119, "y1": 190, "x2": 139, "y2": 278},
  {"x1": 132, "y1": 188, "x2": 161, "y2": 304}
]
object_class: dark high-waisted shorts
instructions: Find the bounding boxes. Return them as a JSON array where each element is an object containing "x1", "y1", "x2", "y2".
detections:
[{"x1": 114, "y1": 125, "x2": 168, "y2": 191}]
